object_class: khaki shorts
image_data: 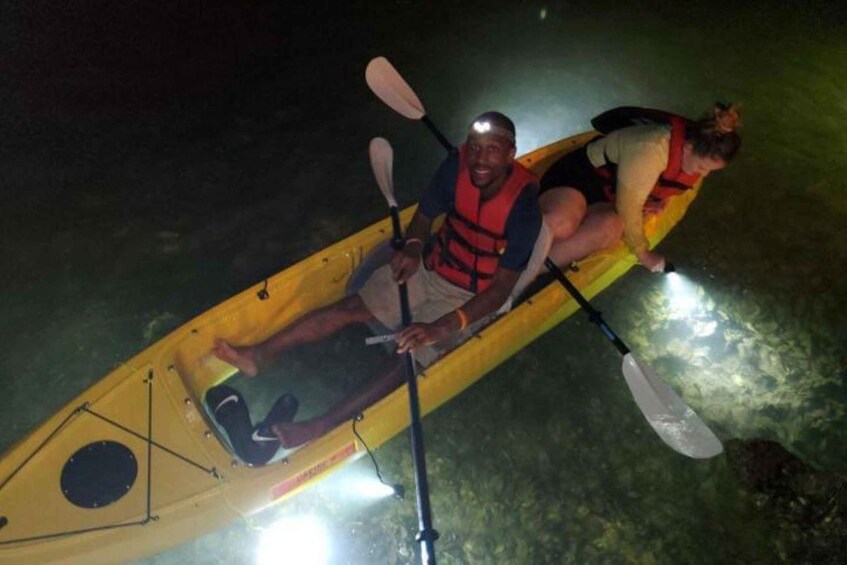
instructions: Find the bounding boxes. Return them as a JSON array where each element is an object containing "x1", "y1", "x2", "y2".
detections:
[{"x1": 358, "y1": 263, "x2": 476, "y2": 367}]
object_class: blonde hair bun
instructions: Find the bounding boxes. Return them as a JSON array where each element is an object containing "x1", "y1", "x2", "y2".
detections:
[{"x1": 712, "y1": 103, "x2": 741, "y2": 134}]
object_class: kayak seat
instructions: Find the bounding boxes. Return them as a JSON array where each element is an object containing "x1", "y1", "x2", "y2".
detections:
[{"x1": 500, "y1": 221, "x2": 553, "y2": 313}]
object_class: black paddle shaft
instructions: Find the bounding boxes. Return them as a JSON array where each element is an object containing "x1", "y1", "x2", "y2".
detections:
[
  {"x1": 389, "y1": 205, "x2": 439, "y2": 565},
  {"x1": 544, "y1": 258, "x2": 631, "y2": 357},
  {"x1": 422, "y1": 116, "x2": 456, "y2": 155}
]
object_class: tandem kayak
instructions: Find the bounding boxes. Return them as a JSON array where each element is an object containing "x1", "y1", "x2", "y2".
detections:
[{"x1": 0, "y1": 131, "x2": 701, "y2": 563}]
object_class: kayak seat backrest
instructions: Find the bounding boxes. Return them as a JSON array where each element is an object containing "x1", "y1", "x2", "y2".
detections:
[{"x1": 499, "y1": 221, "x2": 553, "y2": 314}]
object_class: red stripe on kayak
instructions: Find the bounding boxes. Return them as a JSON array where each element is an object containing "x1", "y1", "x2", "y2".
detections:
[{"x1": 270, "y1": 442, "x2": 357, "y2": 500}]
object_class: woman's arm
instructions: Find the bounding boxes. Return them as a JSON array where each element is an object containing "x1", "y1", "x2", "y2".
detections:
[{"x1": 614, "y1": 136, "x2": 668, "y2": 255}]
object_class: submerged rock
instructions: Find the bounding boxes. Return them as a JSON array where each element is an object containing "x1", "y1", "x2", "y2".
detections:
[{"x1": 725, "y1": 439, "x2": 846, "y2": 563}]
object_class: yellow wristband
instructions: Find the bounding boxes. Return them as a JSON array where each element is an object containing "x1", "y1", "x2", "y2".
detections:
[{"x1": 455, "y1": 308, "x2": 468, "y2": 331}]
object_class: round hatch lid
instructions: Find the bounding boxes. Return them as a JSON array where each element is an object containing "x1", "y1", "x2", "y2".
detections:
[{"x1": 61, "y1": 441, "x2": 138, "y2": 508}]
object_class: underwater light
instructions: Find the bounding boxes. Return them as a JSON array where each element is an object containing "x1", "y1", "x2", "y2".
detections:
[
  {"x1": 666, "y1": 271, "x2": 683, "y2": 290},
  {"x1": 257, "y1": 515, "x2": 329, "y2": 565},
  {"x1": 334, "y1": 459, "x2": 405, "y2": 501},
  {"x1": 349, "y1": 413, "x2": 405, "y2": 501},
  {"x1": 351, "y1": 477, "x2": 405, "y2": 500},
  {"x1": 663, "y1": 271, "x2": 700, "y2": 318}
]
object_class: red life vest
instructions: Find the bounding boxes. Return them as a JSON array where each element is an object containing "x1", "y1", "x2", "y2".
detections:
[
  {"x1": 426, "y1": 145, "x2": 537, "y2": 293},
  {"x1": 591, "y1": 109, "x2": 700, "y2": 204}
]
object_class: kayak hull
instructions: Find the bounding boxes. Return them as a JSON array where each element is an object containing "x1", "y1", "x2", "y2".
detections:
[{"x1": 0, "y1": 131, "x2": 700, "y2": 563}]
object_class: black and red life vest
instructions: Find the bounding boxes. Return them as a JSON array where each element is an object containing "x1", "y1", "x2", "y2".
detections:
[
  {"x1": 589, "y1": 107, "x2": 700, "y2": 204},
  {"x1": 425, "y1": 145, "x2": 537, "y2": 293}
]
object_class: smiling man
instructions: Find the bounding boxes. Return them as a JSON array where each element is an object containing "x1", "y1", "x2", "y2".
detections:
[
  {"x1": 376, "y1": 111, "x2": 542, "y2": 352},
  {"x1": 213, "y1": 111, "x2": 542, "y2": 449}
]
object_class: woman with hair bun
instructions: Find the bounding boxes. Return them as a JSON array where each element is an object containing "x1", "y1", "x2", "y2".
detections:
[{"x1": 538, "y1": 103, "x2": 741, "y2": 272}]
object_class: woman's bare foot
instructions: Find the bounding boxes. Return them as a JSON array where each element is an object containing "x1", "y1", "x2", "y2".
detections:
[
  {"x1": 212, "y1": 339, "x2": 260, "y2": 377},
  {"x1": 272, "y1": 419, "x2": 329, "y2": 448}
]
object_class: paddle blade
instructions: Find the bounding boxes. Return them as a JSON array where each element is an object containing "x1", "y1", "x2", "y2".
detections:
[
  {"x1": 366, "y1": 57, "x2": 427, "y2": 120},
  {"x1": 621, "y1": 353, "x2": 723, "y2": 459},
  {"x1": 368, "y1": 137, "x2": 397, "y2": 208}
]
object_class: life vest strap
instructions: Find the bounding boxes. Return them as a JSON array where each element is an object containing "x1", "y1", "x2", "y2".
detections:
[
  {"x1": 435, "y1": 248, "x2": 494, "y2": 280},
  {"x1": 440, "y1": 220, "x2": 501, "y2": 259},
  {"x1": 657, "y1": 179, "x2": 691, "y2": 191},
  {"x1": 448, "y1": 208, "x2": 506, "y2": 241}
]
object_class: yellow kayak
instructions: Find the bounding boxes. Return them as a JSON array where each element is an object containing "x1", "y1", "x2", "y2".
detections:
[{"x1": 0, "y1": 131, "x2": 700, "y2": 563}]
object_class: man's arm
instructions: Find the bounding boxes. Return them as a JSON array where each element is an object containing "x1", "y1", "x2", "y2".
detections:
[
  {"x1": 404, "y1": 207, "x2": 435, "y2": 244},
  {"x1": 446, "y1": 266, "x2": 520, "y2": 327},
  {"x1": 391, "y1": 153, "x2": 456, "y2": 283},
  {"x1": 395, "y1": 266, "x2": 520, "y2": 353},
  {"x1": 391, "y1": 207, "x2": 434, "y2": 283}
]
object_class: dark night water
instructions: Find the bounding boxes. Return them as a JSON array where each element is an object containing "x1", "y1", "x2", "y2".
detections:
[{"x1": 2, "y1": 1, "x2": 846, "y2": 563}]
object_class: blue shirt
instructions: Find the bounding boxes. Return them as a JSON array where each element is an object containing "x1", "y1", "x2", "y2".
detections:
[{"x1": 419, "y1": 153, "x2": 541, "y2": 271}]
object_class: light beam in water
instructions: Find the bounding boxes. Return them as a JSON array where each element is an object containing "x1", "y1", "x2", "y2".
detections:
[
  {"x1": 664, "y1": 272, "x2": 701, "y2": 319},
  {"x1": 332, "y1": 465, "x2": 403, "y2": 501},
  {"x1": 256, "y1": 515, "x2": 330, "y2": 565}
]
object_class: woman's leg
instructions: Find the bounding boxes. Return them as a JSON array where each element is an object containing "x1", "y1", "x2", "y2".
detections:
[
  {"x1": 539, "y1": 186, "x2": 588, "y2": 241},
  {"x1": 547, "y1": 201, "x2": 624, "y2": 267}
]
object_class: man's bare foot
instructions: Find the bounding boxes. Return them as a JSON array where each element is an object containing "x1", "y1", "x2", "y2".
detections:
[
  {"x1": 272, "y1": 419, "x2": 329, "y2": 448},
  {"x1": 212, "y1": 339, "x2": 259, "y2": 377}
]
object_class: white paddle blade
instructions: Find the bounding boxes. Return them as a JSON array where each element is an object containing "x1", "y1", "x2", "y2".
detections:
[
  {"x1": 368, "y1": 137, "x2": 397, "y2": 208},
  {"x1": 621, "y1": 353, "x2": 723, "y2": 459},
  {"x1": 365, "y1": 57, "x2": 427, "y2": 120}
]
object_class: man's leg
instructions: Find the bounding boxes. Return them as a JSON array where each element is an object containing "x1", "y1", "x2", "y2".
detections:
[
  {"x1": 270, "y1": 262, "x2": 475, "y2": 448},
  {"x1": 214, "y1": 294, "x2": 374, "y2": 376},
  {"x1": 256, "y1": 261, "x2": 429, "y2": 447},
  {"x1": 272, "y1": 359, "x2": 406, "y2": 448}
]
